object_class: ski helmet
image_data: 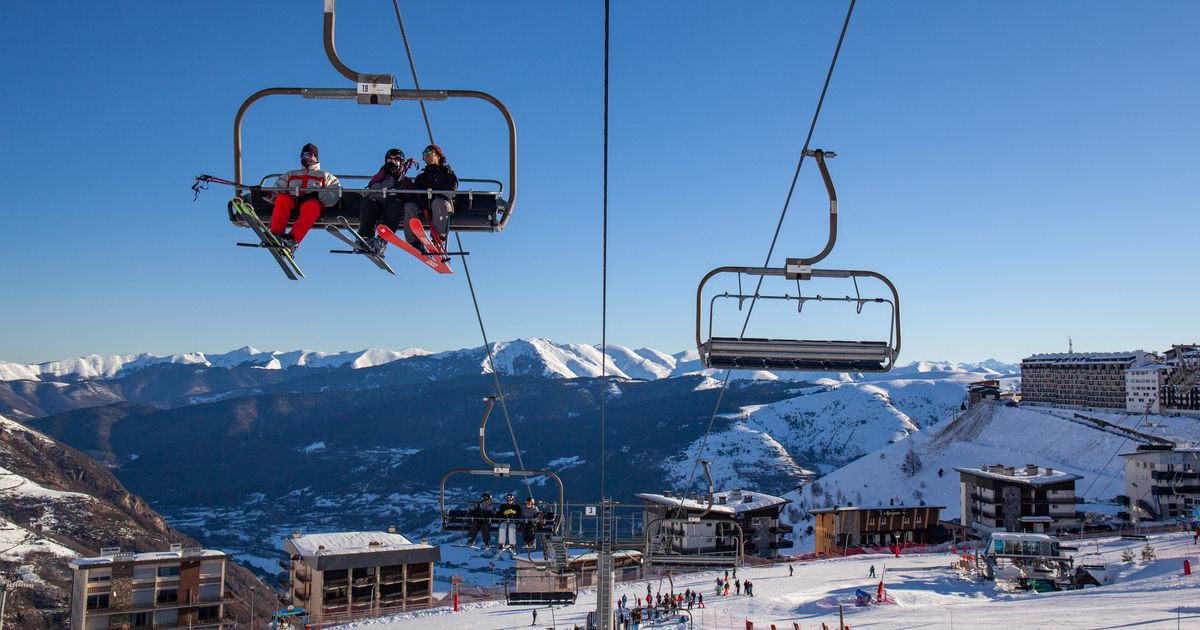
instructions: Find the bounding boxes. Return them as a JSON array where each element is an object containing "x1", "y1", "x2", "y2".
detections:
[
  {"x1": 505, "y1": 493, "x2": 515, "y2": 501},
  {"x1": 481, "y1": 492, "x2": 492, "y2": 501},
  {"x1": 385, "y1": 148, "x2": 404, "y2": 160}
]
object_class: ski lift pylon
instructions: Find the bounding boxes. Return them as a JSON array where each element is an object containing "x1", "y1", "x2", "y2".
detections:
[{"x1": 695, "y1": 150, "x2": 901, "y2": 372}]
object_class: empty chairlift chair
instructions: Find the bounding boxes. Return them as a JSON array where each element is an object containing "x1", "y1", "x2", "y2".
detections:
[{"x1": 695, "y1": 150, "x2": 901, "y2": 372}]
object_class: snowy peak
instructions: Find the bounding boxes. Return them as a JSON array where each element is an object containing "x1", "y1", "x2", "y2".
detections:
[{"x1": 0, "y1": 347, "x2": 430, "y2": 382}]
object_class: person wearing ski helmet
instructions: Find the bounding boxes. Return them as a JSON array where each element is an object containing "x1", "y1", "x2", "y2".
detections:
[
  {"x1": 519, "y1": 497, "x2": 542, "y2": 550},
  {"x1": 268, "y1": 143, "x2": 341, "y2": 251},
  {"x1": 497, "y1": 493, "x2": 521, "y2": 551},
  {"x1": 403, "y1": 144, "x2": 458, "y2": 252},
  {"x1": 466, "y1": 492, "x2": 495, "y2": 549},
  {"x1": 357, "y1": 147, "x2": 413, "y2": 255}
]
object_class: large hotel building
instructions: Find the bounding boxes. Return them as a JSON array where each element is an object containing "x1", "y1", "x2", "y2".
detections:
[{"x1": 1020, "y1": 351, "x2": 1156, "y2": 410}]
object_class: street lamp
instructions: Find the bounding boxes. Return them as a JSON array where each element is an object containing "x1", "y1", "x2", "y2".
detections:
[{"x1": 249, "y1": 585, "x2": 256, "y2": 629}]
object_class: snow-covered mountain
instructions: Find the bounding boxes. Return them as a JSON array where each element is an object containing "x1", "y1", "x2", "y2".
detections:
[
  {"x1": 0, "y1": 346, "x2": 430, "y2": 382},
  {"x1": 1, "y1": 339, "x2": 1019, "y2": 384},
  {"x1": 661, "y1": 373, "x2": 987, "y2": 491},
  {"x1": 780, "y1": 401, "x2": 1200, "y2": 552}
]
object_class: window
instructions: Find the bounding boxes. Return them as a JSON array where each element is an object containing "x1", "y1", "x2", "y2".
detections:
[
  {"x1": 157, "y1": 588, "x2": 179, "y2": 604},
  {"x1": 197, "y1": 606, "x2": 220, "y2": 621},
  {"x1": 131, "y1": 612, "x2": 151, "y2": 629},
  {"x1": 86, "y1": 593, "x2": 110, "y2": 610},
  {"x1": 88, "y1": 574, "x2": 111, "y2": 583},
  {"x1": 158, "y1": 565, "x2": 181, "y2": 578}
]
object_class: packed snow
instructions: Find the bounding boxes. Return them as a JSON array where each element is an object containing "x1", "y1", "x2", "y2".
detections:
[{"x1": 332, "y1": 531, "x2": 1200, "y2": 629}]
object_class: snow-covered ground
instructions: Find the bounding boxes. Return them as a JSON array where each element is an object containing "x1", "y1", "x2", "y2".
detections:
[
  {"x1": 782, "y1": 402, "x2": 1200, "y2": 551},
  {"x1": 334, "y1": 531, "x2": 1200, "y2": 629}
]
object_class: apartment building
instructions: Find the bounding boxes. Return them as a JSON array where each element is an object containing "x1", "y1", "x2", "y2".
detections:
[
  {"x1": 1020, "y1": 351, "x2": 1156, "y2": 409},
  {"x1": 1120, "y1": 444, "x2": 1200, "y2": 522},
  {"x1": 1161, "y1": 346, "x2": 1200, "y2": 415},
  {"x1": 1126, "y1": 363, "x2": 1168, "y2": 414},
  {"x1": 636, "y1": 489, "x2": 793, "y2": 559},
  {"x1": 810, "y1": 505, "x2": 944, "y2": 555},
  {"x1": 956, "y1": 464, "x2": 1081, "y2": 535},
  {"x1": 69, "y1": 545, "x2": 230, "y2": 630},
  {"x1": 284, "y1": 530, "x2": 439, "y2": 621}
]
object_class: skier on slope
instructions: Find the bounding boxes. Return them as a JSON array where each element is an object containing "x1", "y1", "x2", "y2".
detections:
[
  {"x1": 497, "y1": 493, "x2": 522, "y2": 551},
  {"x1": 268, "y1": 143, "x2": 341, "y2": 252},
  {"x1": 357, "y1": 148, "x2": 412, "y2": 255},
  {"x1": 465, "y1": 492, "x2": 495, "y2": 549},
  {"x1": 402, "y1": 144, "x2": 458, "y2": 253}
]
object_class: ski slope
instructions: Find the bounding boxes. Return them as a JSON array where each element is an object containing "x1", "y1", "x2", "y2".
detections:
[{"x1": 336, "y1": 531, "x2": 1200, "y2": 629}]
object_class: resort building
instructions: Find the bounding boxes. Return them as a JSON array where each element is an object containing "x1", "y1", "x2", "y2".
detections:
[
  {"x1": 956, "y1": 464, "x2": 1081, "y2": 535},
  {"x1": 1021, "y1": 351, "x2": 1157, "y2": 410},
  {"x1": 636, "y1": 489, "x2": 793, "y2": 560},
  {"x1": 1126, "y1": 363, "x2": 1169, "y2": 414},
  {"x1": 810, "y1": 505, "x2": 944, "y2": 555},
  {"x1": 284, "y1": 529, "x2": 439, "y2": 622},
  {"x1": 69, "y1": 545, "x2": 230, "y2": 630},
  {"x1": 1120, "y1": 444, "x2": 1200, "y2": 522}
]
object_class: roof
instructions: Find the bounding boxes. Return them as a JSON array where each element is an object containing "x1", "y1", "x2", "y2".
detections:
[
  {"x1": 636, "y1": 490, "x2": 788, "y2": 515},
  {"x1": 1021, "y1": 351, "x2": 1151, "y2": 367},
  {"x1": 287, "y1": 531, "x2": 428, "y2": 557},
  {"x1": 1119, "y1": 446, "x2": 1200, "y2": 458},
  {"x1": 285, "y1": 531, "x2": 440, "y2": 571},
  {"x1": 988, "y1": 532, "x2": 1056, "y2": 543},
  {"x1": 810, "y1": 505, "x2": 944, "y2": 514},
  {"x1": 955, "y1": 466, "x2": 1081, "y2": 486},
  {"x1": 70, "y1": 549, "x2": 228, "y2": 569}
]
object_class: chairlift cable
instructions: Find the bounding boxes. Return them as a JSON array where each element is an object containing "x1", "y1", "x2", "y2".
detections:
[
  {"x1": 390, "y1": 1, "x2": 535, "y2": 501},
  {"x1": 678, "y1": 0, "x2": 858, "y2": 499},
  {"x1": 599, "y1": 0, "x2": 611, "y2": 507},
  {"x1": 390, "y1": 0, "x2": 434, "y2": 144}
]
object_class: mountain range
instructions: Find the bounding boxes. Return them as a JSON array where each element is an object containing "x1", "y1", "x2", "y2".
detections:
[{"x1": 0, "y1": 339, "x2": 1020, "y2": 591}]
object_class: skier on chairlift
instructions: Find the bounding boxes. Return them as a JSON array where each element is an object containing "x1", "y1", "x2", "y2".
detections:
[
  {"x1": 497, "y1": 493, "x2": 521, "y2": 552},
  {"x1": 268, "y1": 143, "x2": 341, "y2": 252},
  {"x1": 403, "y1": 144, "x2": 458, "y2": 253},
  {"x1": 465, "y1": 492, "x2": 495, "y2": 549},
  {"x1": 357, "y1": 148, "x2": 412, "y2": 255}
]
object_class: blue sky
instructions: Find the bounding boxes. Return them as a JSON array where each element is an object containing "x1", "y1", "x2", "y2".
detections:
[{"x1": 1, "y1": 1, "x2": 1197, "y2": 365}]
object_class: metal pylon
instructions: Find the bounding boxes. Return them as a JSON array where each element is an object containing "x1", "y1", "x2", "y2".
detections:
[{"x1": 595, "y1": 500, "x2": 615, "y2": 630}]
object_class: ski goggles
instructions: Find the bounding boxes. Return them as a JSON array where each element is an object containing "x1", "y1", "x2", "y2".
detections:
[
  {"x1": 422, "y1": 148, "x2": 437, "y2": 156},
  {"x1": 301, "y1": 152, "x2": 316, "y2": 159},
  {"x1": 385, "y1": 155, "x2": 404, "y2": 162}
]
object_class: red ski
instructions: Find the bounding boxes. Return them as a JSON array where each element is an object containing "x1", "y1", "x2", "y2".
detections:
[
  {"x1": 408, "y1": 217, "x2": 451, "y2": 264},
  {"x1": 376, "y1": 225, "x2": 452, "y2": 274}
]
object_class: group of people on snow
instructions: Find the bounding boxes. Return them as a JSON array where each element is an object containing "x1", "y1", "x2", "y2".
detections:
[
  {"x1": 266, "y1": 142, "x2": 459, "y2": 256},
  {"x1": 464, "y1": 492, "x2": 544, "y2": 553}
]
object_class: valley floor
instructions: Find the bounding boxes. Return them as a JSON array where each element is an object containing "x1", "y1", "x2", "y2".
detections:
[{"x1": 336, "y1": 531, "x2": 1200, "y2": 629}]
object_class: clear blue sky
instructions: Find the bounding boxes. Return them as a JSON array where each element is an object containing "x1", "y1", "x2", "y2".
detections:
[{"x1": 1, "y1": 1, "x2": 1197, "y2": 365}]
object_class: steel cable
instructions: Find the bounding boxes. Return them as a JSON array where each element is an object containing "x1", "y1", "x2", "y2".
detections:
[
  {"x1": 679, "y1": 0, "x2": 858, "y2": 499},
  {"x1": 390, "y1": 1, "x2": 535, "y2": 500}
]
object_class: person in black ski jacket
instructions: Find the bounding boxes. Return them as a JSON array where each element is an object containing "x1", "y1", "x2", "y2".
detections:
[
  {"x1": 466, "y1": 492, "x2": 495, "y2": 549},
  {"x1": 403, "y1": 144, "x2": 458, "y2": 251},
  {"x1": 357, "y1": 148, "x2": 412, "y2": 254},
  {"x1": 520, "y1": 497, "x2": 542, "y2": 550}
]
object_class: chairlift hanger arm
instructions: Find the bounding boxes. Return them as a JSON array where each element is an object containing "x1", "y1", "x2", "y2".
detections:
[
  {"x1": 231, "y1": 86, "x2": 518, "y2": 229},
  {"x1": 798, "y1": 149, "x2": 838, "y2": 266}
]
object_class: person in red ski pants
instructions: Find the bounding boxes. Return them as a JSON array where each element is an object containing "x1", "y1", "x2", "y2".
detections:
[{"x1": 269, "y1": 142, "x2": 340, "y2": 251}]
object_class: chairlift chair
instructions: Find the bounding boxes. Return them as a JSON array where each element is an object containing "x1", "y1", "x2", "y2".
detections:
[
  {"x1": 695, "y1": 149, "x2": 901, "y2": 372},
  {"x1": 641, "y1": 461, "x2": 744, "y2": 568},
  {"x1": 227, "y1": 0, "x2": 517, "y2": 236},
  {"x1": 438, "y1": 397, "x2": 564, "y2": 537}
]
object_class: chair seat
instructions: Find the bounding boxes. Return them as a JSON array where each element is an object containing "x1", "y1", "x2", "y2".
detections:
[
  {"x1": 703, "y1": 337, "x2": 892, "y2": 371},
  {"x1": 230, "y1": 188, "x2": 505, "y2": 233}
]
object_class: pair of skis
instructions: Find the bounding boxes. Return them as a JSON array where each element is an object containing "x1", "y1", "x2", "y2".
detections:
[
  {"x1": 378, "y1": 218, "x2": 453, "y2": 275},
  {"x1": 325, "y1": 216, "x2": 395, "y2": 275},
  {"x1": 231, "y1": 197, "x2": 304, "y2": 280}
]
